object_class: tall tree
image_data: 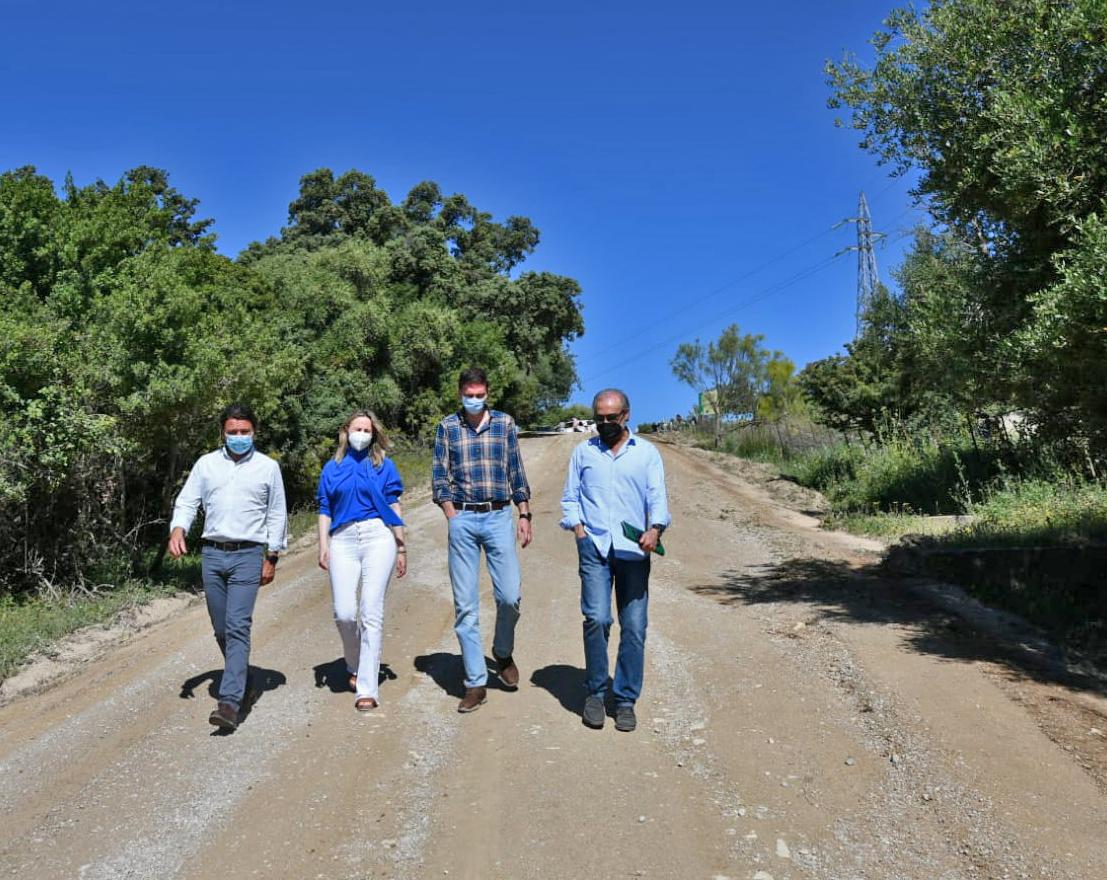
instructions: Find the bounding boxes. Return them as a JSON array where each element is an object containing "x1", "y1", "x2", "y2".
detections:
[
  {"x1": 672, "y1": 324, "x2": 771, "y2": 447},
  {"x1": 826, "y1": 0, "x2": 1107, "y2": 450}
]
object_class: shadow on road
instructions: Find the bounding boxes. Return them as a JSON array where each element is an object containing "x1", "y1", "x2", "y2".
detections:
[
  {"x1": 312, "y1": 657, "x2": 398, "y2": 693},
  {"x1": 691, "y1": 558, "x2": 1107, "y2": 697},
  {"x1": 413, "y1": 652, "x2": 517, "y2": 696},
  {"x1": 413, "y1": 652, "x2": 466, "y2": 698},
  {"x1": 179, "y1": 665, "x2": 288, "y2": 702},
  {"x1": 530, "y1": 664, "x2": 587, "y2": 716},
  {"x1": 179, "y1": 666, "x2": 287, "y2": 734}
]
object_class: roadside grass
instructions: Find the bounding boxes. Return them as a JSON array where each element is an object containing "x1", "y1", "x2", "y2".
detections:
[
  {"x1": 715, "y1": 431, "x2": 1107, "y2": 655},
  {"x1": 0, "y1": 557, "x2": 201, "y2": 682},
  {"x1": 785, "y1": 439, "x2": 1006, "y2": 516},
  {"x1": 827, "y1": 511, "x2": 966, "y2": 541},
  {"x1": 953, "y1": 478, "x2": 1107, "y2": 547}
]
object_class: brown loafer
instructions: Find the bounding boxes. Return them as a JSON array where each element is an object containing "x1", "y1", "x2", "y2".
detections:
[
  {"x1": 457, "y1": 686, "x2": 487, "y2": 714},
  {"x1": 208, "y1": 701, "x2": 239, "y2": 731},
  {"x1": 355, "y1": 696, "x2": 378, "y2": 713},
  {"x1": 495, "y1": 655, "x2": 519, "y2": 690}
]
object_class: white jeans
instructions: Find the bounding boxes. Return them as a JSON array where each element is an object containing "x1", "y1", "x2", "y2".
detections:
[{"x1": 328, "y1": 518, "x2": 397, "y2": 700}]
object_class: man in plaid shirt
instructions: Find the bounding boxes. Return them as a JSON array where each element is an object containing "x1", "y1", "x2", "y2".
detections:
[{"x1": 433, "y1": 366, "x2": 533, "y2": 713}]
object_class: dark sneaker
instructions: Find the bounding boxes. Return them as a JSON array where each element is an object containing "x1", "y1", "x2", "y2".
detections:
[
  {"x1": 614, "y1": 704, "x2": 637, "y2": 732},
  {"x1": 582, "y1": 695, "x2": 605, "y2": 729},
  {"x1": 209, "y1": 701, "x2": 239, "y2": 731},
  {"x1": 457, "y1": 686, "x2": 487, "y2": 714},
  {"x1": 495, "y1": 655, "x2": 519, "y2": 689}
]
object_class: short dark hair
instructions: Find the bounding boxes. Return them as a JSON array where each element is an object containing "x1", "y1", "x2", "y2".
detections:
[
  {"x1": 592, "y1": 388, "x2": 630, "y2": 411},
  {"x1": 458, "y1": 367, "x2": 489, "y2": 390},
  {"x1": 220, "y1": 402, "x2": 257, "y2": 429}
]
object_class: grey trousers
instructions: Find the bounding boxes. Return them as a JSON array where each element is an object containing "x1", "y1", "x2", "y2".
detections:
[{"x1": 201, "y1": 544, "x2": 263, "y2": 709}]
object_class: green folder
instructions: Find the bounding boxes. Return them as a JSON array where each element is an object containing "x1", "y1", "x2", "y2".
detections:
[{"x1": 621, "y1": 521, "x2": 666, "y2": 556}]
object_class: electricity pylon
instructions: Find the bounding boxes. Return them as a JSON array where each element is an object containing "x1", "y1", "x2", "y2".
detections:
[{"x1": 834, "y1": 192, "x2": 886, "y2": 337}]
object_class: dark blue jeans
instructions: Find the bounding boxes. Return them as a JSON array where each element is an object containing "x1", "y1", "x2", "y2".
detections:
[
  {"x1": 201, "y1": 544, "x2": 263, "y2": 709},
  {"x1": 577, "y1": 536, "x2": 650, "y2": 706}
]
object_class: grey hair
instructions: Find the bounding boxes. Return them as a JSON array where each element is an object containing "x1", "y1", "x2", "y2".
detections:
[{"x1": 592, "y1": 388, "x2": 630, "y2": 411}]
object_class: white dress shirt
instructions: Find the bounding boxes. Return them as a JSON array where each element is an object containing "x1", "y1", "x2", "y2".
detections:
[{"x1": 170, "y1": 447, "x2": 288, "y2": 551}]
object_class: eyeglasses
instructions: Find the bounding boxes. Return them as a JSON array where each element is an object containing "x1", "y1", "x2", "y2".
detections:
[{"x1": 593, "y1": 411, "x2": 626, "y2": 424}]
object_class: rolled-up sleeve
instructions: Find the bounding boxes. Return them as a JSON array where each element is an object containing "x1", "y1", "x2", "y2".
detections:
[
  {"x1": 506, "y1": 418, "x2": 531, "y2": 503},
  {"x1": 266, "y1": 462, "x2": 289, "y2": 551},
  {"x1": 559, "y1": 446, "x2": 583, "y2": 529},
  {"x1": 432, "y1": 422, "x2": 454, "y2": 504},
  {"x1": 646, "y1": 447, "x2": 670, "y2": 528},
  {"x1": 384, "y1": 459, "x2": 404, "y2": 503}
]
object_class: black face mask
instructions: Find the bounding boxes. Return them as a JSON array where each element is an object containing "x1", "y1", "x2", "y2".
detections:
[{"x1": 596, "y1": 420, "x2": 624, "y2": 445}]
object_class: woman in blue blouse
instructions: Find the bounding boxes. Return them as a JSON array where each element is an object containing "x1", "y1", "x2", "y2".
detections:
[{"x1": 317, "y1": 410, "x2": 406, "y2": 711}]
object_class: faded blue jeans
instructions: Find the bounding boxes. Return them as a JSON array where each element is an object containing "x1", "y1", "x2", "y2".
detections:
[
  {"x1": 577, "y1": 537, "x2": 650, "y2": 706},
  {"x1": 447, "y1": 507, "x2": 521, "y2": 688},
  {"x1": 201, "y1": 544, "x2": 264, "y2": 709}
]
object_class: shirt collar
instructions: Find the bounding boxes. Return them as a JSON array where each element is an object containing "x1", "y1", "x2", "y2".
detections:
[
  {"x1": 459, "y1": 408, "x2": 495, "y2": 434},
  {"x1": 221, "y1": 446, "x2": 255, "y2": 463},
  {"x1": 591, "y1": 429, "x2": 637, "y2": 453}
]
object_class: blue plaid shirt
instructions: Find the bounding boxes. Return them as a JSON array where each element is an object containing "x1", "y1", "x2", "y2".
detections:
[{"x1": 432, "y1": 409, "x2": 530, "y2": 505}]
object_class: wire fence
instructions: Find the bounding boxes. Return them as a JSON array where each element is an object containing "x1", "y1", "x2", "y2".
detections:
[{"x1": 643, "y1": 415, "x2": 846, "y2": 460}]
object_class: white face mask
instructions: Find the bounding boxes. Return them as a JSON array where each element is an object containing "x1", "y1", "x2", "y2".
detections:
[{"x1": 347, "y1": 430, "x2": 373, "y2": 452}]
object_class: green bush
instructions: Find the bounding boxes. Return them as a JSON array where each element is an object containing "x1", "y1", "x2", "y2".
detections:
[
  {"x1": 963, "y1": 479, "x2": 1107, "y2": 546},
  {"x1": 781, "y1": 437, "x2": 1004, "y2": 515},
  {"x1": 722, "y1": 429, "x2": 788, "y2": 463}
]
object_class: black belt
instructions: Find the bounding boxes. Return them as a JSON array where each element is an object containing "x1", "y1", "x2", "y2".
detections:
[
  {"x1": 456, "y1": 501, "x2": 510, "y2": 513},
  {"x1": 202, "y1": 539, "x2": 262, "y2": 552}
]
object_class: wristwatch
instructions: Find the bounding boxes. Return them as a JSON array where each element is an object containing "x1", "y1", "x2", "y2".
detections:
[
  {"x1": 266, "y1": 553, "x2": 280, "y2": 565},
  {"x1": 650, "y1": 524, "x2": 666, "y2": 536},
  {"x1": 519, "y1": 512, "x2": 533, "y2": 521}
]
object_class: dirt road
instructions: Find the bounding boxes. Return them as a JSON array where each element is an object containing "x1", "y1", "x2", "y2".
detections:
[{"x1": 2, "y1": 436, "x2": 1105, "y2": 880}]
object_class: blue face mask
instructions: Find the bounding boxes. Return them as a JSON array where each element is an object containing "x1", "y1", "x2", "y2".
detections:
[
  {"x1": 461, "y1": 396, "x2": 486, "y2": 415},
  {"x1": 225, "y1": 434, "x2": 254, "y2": 455}
]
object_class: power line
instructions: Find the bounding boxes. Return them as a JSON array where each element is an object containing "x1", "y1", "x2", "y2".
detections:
[
  {"x1": 576, "y1": 201, "x2": 924, "y2": 388},
  {"x1": 578, "y1": 184, "x2": 916, "y2": 375},
  {"x1": 579, "y1": 252, "x2": 845, "y2": 386}
]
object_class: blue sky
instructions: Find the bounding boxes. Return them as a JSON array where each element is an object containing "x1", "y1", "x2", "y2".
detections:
[{"x1": 1, "y1": 0, "x2": 926, "y2": 423}]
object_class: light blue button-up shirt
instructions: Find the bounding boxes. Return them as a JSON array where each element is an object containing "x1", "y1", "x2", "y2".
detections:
[
  {"x1": 560, "y1": 433, "x2": 671, "y2": 559},
  {"x1": 170, "y1": 447, "x2": 288, "y2": 551}
]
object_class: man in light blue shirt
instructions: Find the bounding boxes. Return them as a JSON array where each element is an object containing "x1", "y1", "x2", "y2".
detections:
[
  {"x1": 561, "y1": 388, "x2": 670, "y2": 732},
  {"x1": 169, "y1": 402, "x2": 287, "y2": 731}
]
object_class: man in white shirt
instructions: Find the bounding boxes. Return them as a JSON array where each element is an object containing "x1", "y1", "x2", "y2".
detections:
[{"x1": 169, "y1": 403, "x2": 288, "y2": 731}]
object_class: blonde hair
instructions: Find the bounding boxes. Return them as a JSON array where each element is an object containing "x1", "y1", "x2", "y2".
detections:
[{"x1": 334, "y1": 410, "x2": 390, "y2": 466}]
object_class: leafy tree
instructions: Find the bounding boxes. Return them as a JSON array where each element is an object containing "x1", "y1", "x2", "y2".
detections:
[
  {"x1": 757, "y1": 355, "x2": 808, "y2": 422},
  {"x1": 826, "y1": 0, "x2": 1107, "y2": 455},
  {"x1": 827, "y1": 0, "x2": 1107, "y2": 268},
  {"x1": 0, "y1": 162, "x2": 584, "y2": 595},
  {"x1": 1012, "y1": 214, "x2": 1107, "y2": 447},
  {"x1": 672, "y1": 324, "x2": 771, "y2": 447}
]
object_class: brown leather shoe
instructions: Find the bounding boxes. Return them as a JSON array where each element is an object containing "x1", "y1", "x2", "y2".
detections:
[
  {"x1": 208, "y1": 701, "x2": 239, "y2": 731},
  {"x1": 457, "y1": 686, "x2": 487, "y2": 714},
  {"x1": 495, "y1": 655, "x2": 519, "y2": 689}
]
